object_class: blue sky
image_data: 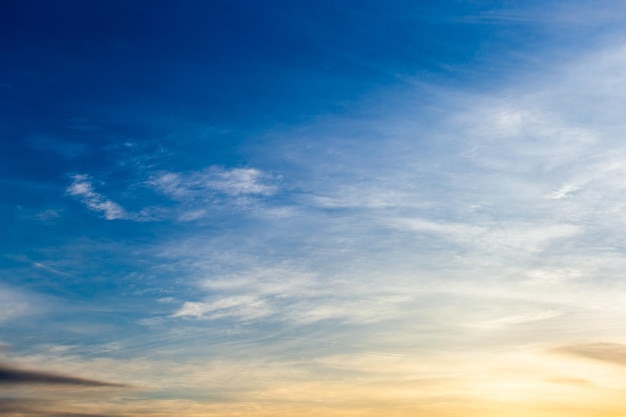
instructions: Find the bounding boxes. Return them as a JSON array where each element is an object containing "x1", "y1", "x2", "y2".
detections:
[{"x1": 4, "y1": 1, "x2": 626, "y2": 416}]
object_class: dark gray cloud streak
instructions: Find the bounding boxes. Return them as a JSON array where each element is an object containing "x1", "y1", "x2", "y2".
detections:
[{"x1": 0, "y1": 363, "x2": 126, "y2": 387}]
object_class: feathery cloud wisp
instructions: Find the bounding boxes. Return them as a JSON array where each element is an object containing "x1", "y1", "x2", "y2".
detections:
[
  {"x1": 66, "y1": 175, "x2": 128, "y2": 220},
  {"x1": 149, "y1": 167, "x2": 277, "y2": 200}
]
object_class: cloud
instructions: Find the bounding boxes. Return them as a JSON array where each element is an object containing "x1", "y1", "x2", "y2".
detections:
[
  {"x1": 209, "y1": 167, "x2": 277, "y2": 196},
  {"x1": 33, "y1": 261, "x2": 70, "y2": 276},
  {"x1": 544, "y1": 183, "x2": 581, "y2": 200},
  {"x1": 67, "y1": 167, "x2": 279, "y2": 222},
  {"x1": 164, "y1": 253, "x2": 420, "y2": 326},
  {"x1": 66, "y1": 175, "x2": 128, "y2": 220},
  {"x1": 172, "y1": 295, "x2": 271, "y2": 321},
  {"x1": 177, "y1": 209, "x2": 207, "y2": 222},
  {"x1": 475, "y1": 310, "x2": 561, "y2": 329},
  {"x1": 555, "y1": 342, "x2": 626, "y2": 367},
  {"x1": 391, "y1": 218, "x2": 580, "y2": 255},
  {"x1": 66, "y1": 175, "x2": 169, "y2": 222},
  {"x1": 149, "y1": 166, "x2": 278, "y2": 202},
  {"x1": 0, "y1": 285, "x2": 41, "y2": 323},
  {"x1": 0, "y1": 363, "x2": 127, "y2": 387},
  {"x1": 35, "y1": 208, "x2": 62, "y2": 221}
]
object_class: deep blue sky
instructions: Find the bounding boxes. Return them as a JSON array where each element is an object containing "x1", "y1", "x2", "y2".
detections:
[{"x1": 1, "y1": 0, "x2": 536, "y2": 269}]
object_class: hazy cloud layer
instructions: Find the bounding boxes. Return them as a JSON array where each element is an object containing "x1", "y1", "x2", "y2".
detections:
[{"x1": 7, "y1": 2, "x2": 626, "y2": 416}]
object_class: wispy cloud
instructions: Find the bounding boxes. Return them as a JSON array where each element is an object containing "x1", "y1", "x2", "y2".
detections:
[
  {"x1": 149, "y1": 166, "x2": 278, "y2": 208},
  {"x1": 171, "y1": 265, "x2": 317, "y2": 322},
  {"x1": 66, "y1": 175, "x2": 128, "y2": 220},
  {"x1": 544, "y1": 183, "x2": 581, "y2": 199},
  {"x1": 67, "y1": 167, "x2": 279, "y2": 222},
  {"x1": 173, "y1": 295, "x2": 271, "y2": 321},
  {"x1": 32, "y1": 261, "x2": 70, "y2": 277},
  {"x1": 207, "y1": 167, "x2": 278, "y2": 196},
  {"x1": 475, "y1": 310, "x2": 561, "y2": 329}
]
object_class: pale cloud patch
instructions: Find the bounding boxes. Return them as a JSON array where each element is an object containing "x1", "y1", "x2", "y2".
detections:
[
  {"x1": 147, "y1": 172, "x2": 188, "y2": 200},
  {"x1": 168, "y1": 259, "x2": 420, "y2": 325},
  {"x1": 392, "y1": 218, "x2": 580, "y2": 254},
  {"x1": 208, "y1": 168, "x2": 276, "y2": 196},
  {"x1": 524, "y1": 267, "x2": 584, "y2": 285},
  {"x1": 474, "y1": 310, "x2": 561, "y2": 329},
  {"x1": 149, "y1": 167, "x2": 277, "y2": 201},
  {"x1": 0, "y1": 285, "x2": 43, "y2": 323},
  {"x1": 459, "y1": 102, "x2": 597, "y2": 173},
  {"x1": 200, "y1": 266, "x2": 318, "y2": 297},
  {"x1": 290, "y1": 293, "x2": 414, "y2": 325},
  {"x1": 177, "y1": 209, "x2": 207, "y2": 222},
  {"x1": 145, "y1": 167, "x2": 279, "y2": 220},
  {"x1": 307, "y1": 186, "x2": 419, "y2": 210},
  {"x1": 172, "y1": 296, "x2": 271, "y2": 321},
  {"x1": 35, "y1": 208, "x2": 62, "y2": 221},
  {"x1": 171, "y1": 266, "x2": 317, "y2": 322},
  {"x1": 545, "y1": 183, "x2": 581, "y2": 199}
]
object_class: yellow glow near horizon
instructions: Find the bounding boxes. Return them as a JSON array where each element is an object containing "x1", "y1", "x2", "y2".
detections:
[{"x1": 7, "y1": 341, "x2": 626, "y2": 417}]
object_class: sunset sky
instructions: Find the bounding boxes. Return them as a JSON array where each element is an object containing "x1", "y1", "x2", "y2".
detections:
[{"x1": 4, "y1": 1, "x2": 626, "y2": 416}]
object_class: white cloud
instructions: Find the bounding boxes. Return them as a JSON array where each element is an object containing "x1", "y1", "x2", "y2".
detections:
[
  {"x1": 173, "y1": 295, "x2": 271, "y2": 321},
  {"x1": 66, "y1": 175, "x2": 170, "y2": 222},
  {"x1": 66, "y1": 175, "x2": 128, "y2": 220},
  {"x1": 209, "y1": 168, "x2": 277, "y2": 196},
  {"x1": 475, "y1": 310, "x2": 562, "y2": 329},
  {"x1": 148, "y1": 172, "x2": 188, "y2": 199},
  {"x1": 545, "y1": 183, "x2": 581, "y2": 200},
  {"x1": 142, "y1": 166, "x2": 279, "y2": 220},
  {"x1": 171, "y1": 265, "x2": 317, "y2": 322},
  {"x1": 149, "y1": 167, "x2": 277, "y2": 200},
  {"x1": 177, "y1": 209, "x2": 207, "y2": 222}
]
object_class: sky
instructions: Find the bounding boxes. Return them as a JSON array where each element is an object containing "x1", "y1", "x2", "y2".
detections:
[{"x1": 3, "y1": 1, "x2": 626, "y2": 416}]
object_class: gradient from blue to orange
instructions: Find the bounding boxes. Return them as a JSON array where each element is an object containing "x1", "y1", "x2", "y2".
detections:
[{"x1": 3, "y1": 1, "x2": 626, "y2": 416}]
